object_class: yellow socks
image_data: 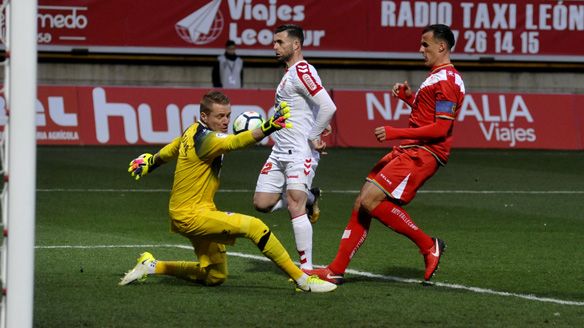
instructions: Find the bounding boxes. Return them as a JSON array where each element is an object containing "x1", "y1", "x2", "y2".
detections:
[
  {"x1": 154, "y1": 261, "x2": 227, "y2": 286},
  {"x1": 246, "y1": 217, "x2": 304, "y2": 281},
  {"x1": 155, "y1": 260, "x2": 204, "y2": 279}
]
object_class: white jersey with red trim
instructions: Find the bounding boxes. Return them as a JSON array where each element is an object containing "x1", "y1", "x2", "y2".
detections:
[{"x1": 272, "y1": 60, "x2": 324, "y2": 159}]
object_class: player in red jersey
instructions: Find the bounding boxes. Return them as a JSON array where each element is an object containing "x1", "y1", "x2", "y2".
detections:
[{"x1": 305, "y1": 24, "x2": 465, "y2": 283}]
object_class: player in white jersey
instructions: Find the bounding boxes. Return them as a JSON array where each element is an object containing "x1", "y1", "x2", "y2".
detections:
[{"x1": 253, "y1": 24, "x2": 337, "y2": 270}]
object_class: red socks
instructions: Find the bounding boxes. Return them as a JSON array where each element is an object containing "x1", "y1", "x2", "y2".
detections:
[
  {"x1": 328, "y1": 201, "x2": 434, "y2": 275},
  {"x1": 370, "y1": 200, "x2": 433, "y2": 252},
  {"x1": 328, "y1": 209, "x2": 371, "y2": 274}
]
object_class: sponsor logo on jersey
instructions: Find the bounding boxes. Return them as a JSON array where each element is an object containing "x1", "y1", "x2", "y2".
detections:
[
  {"x1": 296, "y1": 62, "x2": 322, "y2": 95},
  {"x1": 302, "y1": 74, "x2": 318, "y2": 91}
]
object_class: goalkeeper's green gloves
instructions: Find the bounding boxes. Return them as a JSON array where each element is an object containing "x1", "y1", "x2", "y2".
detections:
[
  {"x1": 261, "y1": 101, "x2": 292, "y2": 135},
  {"x1": 128, "y1": 153, "x2": 160, "y2": 180}
]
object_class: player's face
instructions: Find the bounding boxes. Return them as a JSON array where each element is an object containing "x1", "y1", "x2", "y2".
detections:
[
  {"x1": 419, "y1": 31, "x2": 442, "y2": 67},
  {"x1": 273, "y1": 31, "x2": 294, "y2": 63},
  {"x1": 202, "y1": 103, "x2": 231, "y2": 133}
]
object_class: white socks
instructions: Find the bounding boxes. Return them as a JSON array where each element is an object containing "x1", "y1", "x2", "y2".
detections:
[
  {"x1": 270, "y1": 192, "x2": 314, "y2": 269},
  {"x1": 291, "y1": 214, "x2": 313, "y2": 270}
]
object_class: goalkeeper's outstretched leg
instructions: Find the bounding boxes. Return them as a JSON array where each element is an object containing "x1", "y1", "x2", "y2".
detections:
[
  {"x1": 242, "y1": 216, "x2": 336, "y2": 292},
  {"x1": 118, "y1": 252, "x2": 227, "y2": 286}
]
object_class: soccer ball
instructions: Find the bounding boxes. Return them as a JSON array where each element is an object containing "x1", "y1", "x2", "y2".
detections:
[{"x1": 232, "y1": 111, "x2": 264, "y2": 135}]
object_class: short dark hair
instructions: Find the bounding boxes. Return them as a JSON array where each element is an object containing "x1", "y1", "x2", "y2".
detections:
[
  {"x1": 423, "y1": 24, "x2": 455, "y2": 50},
  {"x1": 200, "y1": 91, "x2": 230, "y2": 115},
  {"x1": 274, "y1": 24, "x2": 304, "y2": 46},
  {"x1": 225, "y1": 40, "x2": 236, "y2": 48}
]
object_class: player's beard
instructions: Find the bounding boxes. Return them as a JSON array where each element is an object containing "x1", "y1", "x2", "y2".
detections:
[
  {"x1": 276, "y1": 52, "x2": 292, "y2": 64},
  {"x1": 276, "y1": 46, "x2": 294, "y2": 64}
]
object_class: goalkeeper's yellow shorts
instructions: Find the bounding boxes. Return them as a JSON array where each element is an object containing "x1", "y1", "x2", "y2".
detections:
[{"x1": 170, "y1": 209, "x2": 258, "y2": 268}]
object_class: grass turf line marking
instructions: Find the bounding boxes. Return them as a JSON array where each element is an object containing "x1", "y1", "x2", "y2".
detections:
[
  {"x1": 36, "y1": 244, "x2": 584, "y2": 307},
  {"x1": 36, "y1": 188, "x2": 584, "y2": 194}
]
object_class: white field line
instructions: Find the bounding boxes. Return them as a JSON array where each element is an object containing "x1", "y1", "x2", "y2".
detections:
[
  {"x1": 36, "y1": 244, "x2": 584, "y2": 307},
  {"x1": 36, "y1": 188, "x2": 584, "y2": 194}
]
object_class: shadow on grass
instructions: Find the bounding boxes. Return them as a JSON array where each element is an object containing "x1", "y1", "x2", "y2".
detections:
[{"x1": 245, "y1": 259, "x2": 287, "y2": 275}]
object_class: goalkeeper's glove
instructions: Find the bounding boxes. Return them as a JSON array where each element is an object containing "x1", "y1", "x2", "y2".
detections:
[
  {"x1": 128, "y1": 153, "x2": 160, "y2": 180},
  {"x1": 261, "y1": 101, "x2": 292, "y2": 135}
]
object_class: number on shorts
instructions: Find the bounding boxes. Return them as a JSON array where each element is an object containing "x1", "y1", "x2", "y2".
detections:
[{"x1": 260, "y1": 162, "x2": 273, "y2": 175}]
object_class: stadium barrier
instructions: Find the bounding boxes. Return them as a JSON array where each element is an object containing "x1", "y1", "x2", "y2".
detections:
[{"x1": 1, "y1": 85, "x2": 582, "y2": 150}]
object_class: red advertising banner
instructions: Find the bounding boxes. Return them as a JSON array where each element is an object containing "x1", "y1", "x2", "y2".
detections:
[
  {"x1": 332, "y1": 90, "x2": 583, "y2": 150},
  {"x1": 0, "y1": 85, "x2": 582, "y2": 150},
  {"x1": 32, "y1": 0, "x2": 584, "y2": 62},
  {"x1": 29, "y1": 86, "x2": 277, "y2": 145}
]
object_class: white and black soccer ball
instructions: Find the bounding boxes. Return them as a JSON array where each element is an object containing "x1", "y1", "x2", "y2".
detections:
[{"x1": 232, "y1": 111, "x2": 264, "y2": 135}]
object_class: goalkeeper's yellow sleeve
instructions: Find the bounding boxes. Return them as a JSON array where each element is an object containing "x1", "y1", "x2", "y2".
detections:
[
  {"x1": 195, "y1": 129, "x2": 257, "y2": 161},
  {"x1": 158, "y1": 137, "x2": 181, "y2": 162},
  {"x1": 225, "y1": 130, "x2": 257, "y2": 150}
]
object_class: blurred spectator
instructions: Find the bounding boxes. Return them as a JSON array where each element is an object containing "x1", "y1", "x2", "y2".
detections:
[{"x1": 212, "y1": 40, "x2": 244, "y2": 89}]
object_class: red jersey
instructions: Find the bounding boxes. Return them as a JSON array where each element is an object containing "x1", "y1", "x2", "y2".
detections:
[{"x1": 401, "y1": 63, "x2": 465, "y2": 164}]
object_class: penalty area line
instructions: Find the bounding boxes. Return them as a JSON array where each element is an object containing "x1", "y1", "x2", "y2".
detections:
[{"x1": 36, "y1": 244, "x2": 584, "y2": 307}]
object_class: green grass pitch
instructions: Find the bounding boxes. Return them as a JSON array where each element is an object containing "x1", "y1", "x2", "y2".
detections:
[{"x1": 34, "y1": 146, "x2": 584, "y2": 327}]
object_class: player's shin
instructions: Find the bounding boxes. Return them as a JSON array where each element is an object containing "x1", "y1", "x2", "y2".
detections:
[
  {"x1": 329, "y1": 209, "x2": 372, "y2": 275},
  {"x1": 155, "y1": 261, "x2": 206, "y2": 279},
  {"x1": 291, "y1": 214, "x2": 313, "y2": 269},
  {"x1": 246, "y1": 218, "x2": 304, "y2": 281},
  {"x1": 155, "y1": 261, "x2": 227, "y2": 286},
  {"x1": 371, "y1": 200, "x2": 433, "y2": 251}
]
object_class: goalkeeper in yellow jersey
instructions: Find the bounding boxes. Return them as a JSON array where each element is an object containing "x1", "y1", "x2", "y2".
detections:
[{"x1": 119, "y1": 91, "x2": 336, "y2": 293}]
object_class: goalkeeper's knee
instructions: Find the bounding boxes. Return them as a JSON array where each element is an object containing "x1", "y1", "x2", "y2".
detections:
[{"x1": 244, "y1": 217, "x2": 271, "y2": 251}]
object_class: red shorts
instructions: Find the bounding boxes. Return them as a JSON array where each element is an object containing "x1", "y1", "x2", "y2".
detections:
[{"x1": 366, "y1": 147, "x2": 439, "y2": 205}]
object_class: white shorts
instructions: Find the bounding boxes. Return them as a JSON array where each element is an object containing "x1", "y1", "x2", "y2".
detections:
[{"x1": 255, "y1": 153, "x2": 319, "y2": 194}]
